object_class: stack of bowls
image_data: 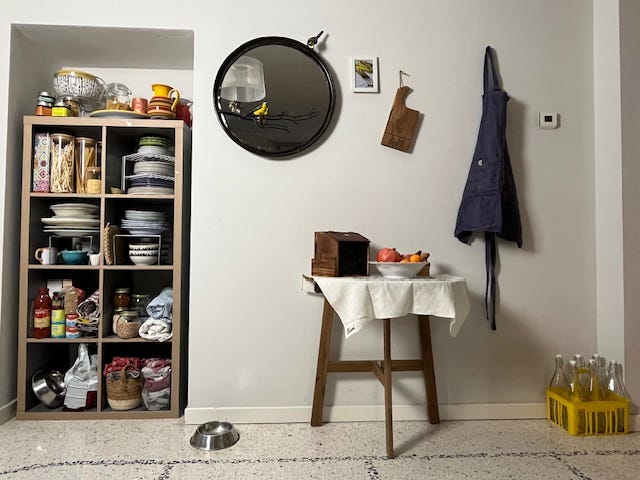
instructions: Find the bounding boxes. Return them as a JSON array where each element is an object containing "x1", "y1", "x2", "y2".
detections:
[
  {"x1": 129, "y1": 243, "x2": 159, "y2": 265},
  {"x1": 137, "y1": 136, "x2": 170, "y2": 155},
  {"x1": 147, "y1": 96, "x2": 178, "y2": 119}
]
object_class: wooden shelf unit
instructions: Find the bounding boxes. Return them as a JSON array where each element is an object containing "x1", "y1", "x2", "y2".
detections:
[{"x1": 17, "y1": 116, "x2": 191, "y2": 420}]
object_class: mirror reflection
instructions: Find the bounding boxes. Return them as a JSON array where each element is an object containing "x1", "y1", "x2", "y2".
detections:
[{"x1": 213, "y1": 37, "x2": 335, "y2": 157}]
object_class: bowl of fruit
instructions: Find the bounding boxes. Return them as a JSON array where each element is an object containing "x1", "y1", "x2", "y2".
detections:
[{"x1": 369, "y1": 248, "x2": 430, "y2": 279}]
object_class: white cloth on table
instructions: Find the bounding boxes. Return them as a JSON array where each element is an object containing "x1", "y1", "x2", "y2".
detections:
[
  {"x1": 312, "y1": 274, "x2": 470, "y2": 338},
  {"x1": 146, "y1": 287, "x2": 173, "y2": 322}
]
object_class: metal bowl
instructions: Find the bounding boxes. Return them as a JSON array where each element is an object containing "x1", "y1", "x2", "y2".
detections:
[
  {"x1": 32, "y1": 370, "x2": 66, "y2": 408},
  {"x1": 190, "y1": 421, "x2": 239, "y2": 451}
]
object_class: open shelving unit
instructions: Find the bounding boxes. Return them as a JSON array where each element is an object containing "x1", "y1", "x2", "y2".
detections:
[{"x1": 16, "y1": 115, "x2": 191, "y2": 419}]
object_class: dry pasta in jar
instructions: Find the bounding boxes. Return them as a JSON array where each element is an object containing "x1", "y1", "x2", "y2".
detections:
[{"x1": 50, "y1": 133, "x2": 75, "y2": 193}]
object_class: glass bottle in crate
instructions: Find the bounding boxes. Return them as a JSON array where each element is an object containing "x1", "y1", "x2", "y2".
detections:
[
  {"x1": 548, "y1": 354, "x2": 569, "y2": 425},
  {"x1": 607, "y1": 361, "x2": 630, "y2": 432},
  {"x1": 568, "y1": 359, "x2": 586, "y2": 434},
  {"x1": 549, "y1": 355, "x2": 569, "y2": 397},
  {"x1": 587, "y1": 358, "x2": 606, "y2": 433}
]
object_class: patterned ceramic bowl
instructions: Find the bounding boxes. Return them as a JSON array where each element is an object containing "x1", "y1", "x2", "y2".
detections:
[{"x1": 53, "y1": 69, "x2": 106, "y2": 101}]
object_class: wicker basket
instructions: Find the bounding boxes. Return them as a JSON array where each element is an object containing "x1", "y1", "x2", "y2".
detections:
[{"x1": 106, "y1": 366, "x2": 142, "y2": 411}]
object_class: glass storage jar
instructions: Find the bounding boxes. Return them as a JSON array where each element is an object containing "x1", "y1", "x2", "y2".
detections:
[
  {"x1": 50, "y1": 133, "x2": 75, "y2": 192},
  {"x1": 131, "y1": 294, "x2": 150, "y2": 318},
  {"x1": 74, "y1": 137, "x2": 97, "y2": 193},
  {"x1": 113, "y1": 288, "x2": 131, "y2": 309}
]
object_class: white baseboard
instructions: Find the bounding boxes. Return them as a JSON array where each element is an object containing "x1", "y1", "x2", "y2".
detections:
[
  {"x1": 0, "y1": 399, "x2": 16, "y2": 425},
  {"x1": 184, "y1": 402, "x2": 547, "y2": 426}
]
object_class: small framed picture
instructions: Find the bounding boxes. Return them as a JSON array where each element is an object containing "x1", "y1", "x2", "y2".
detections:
[{"x1": 350, "y1": 56, "x2": 379, "y2": 93}]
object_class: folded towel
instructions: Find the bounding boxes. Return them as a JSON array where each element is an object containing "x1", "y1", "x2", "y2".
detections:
[
  {"x1": 77, "y1": 290, "x2": 100, "y2": 319},
  {"x1": 139, "y1": 318, "x2": 172, "y2": 342},
  {"x1": 146, "y1": 287, "x2": 173, "y2": 322}
]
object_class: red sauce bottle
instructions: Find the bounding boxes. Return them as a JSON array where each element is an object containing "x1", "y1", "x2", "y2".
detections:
[{"x1": 32, "y1": 287, "x2": 52, "y2": 338}]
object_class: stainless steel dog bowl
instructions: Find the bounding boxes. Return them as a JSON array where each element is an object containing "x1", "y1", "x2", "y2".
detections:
[
  {"x1": 32, "y1": 370, "x2": 66, "y2": 408},
  {"x1": 190, "y1": 421, "x2": 239, "y2": 451}
]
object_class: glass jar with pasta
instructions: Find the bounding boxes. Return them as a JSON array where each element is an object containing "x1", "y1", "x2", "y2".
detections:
[
  {"x1": 74, "y1": 137, "x2": 97, "y2": 193},
  {"x1": 50, "y1": 133, "x2": 75, "y2": 193}
]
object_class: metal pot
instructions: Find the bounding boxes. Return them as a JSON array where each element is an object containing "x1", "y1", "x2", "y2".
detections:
[{"x1": 32, "y1": 370, "x2": 66, "y2": 408}]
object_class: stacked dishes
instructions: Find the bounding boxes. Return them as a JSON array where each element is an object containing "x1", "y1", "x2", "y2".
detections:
[
  {"x1": 126, "y1": 136, "x2": 175, "y2": 195},
  {"x1": 42, "y1": 203, "x2": 99, "y2": 237},
  {"x1": 122, "y1": 209, "x2": 168, "y2": 236},
  {"x1": 129, "y1": 243, "x2": 159, "y2": 265}
]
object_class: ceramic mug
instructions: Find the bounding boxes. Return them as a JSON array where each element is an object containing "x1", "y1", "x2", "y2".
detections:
[
  {"x1": 131, "y1": 97, "x2": 148, "y2": 115},
  {"x1": 34, "y1": 246, "x2": 58, "y2": 265},
  {"x1": 89, "y1": 253, "x2": 101, "y2": 266}
]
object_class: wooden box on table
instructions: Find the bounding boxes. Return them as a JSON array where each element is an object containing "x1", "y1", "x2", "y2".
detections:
[{"x1": 311, "y1": 231, "x2": 370, "y2": 277}]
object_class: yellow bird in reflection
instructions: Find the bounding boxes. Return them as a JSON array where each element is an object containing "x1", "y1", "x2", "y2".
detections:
[{"x1": 252, "y1": 102, "x2": 269, "y2": 116}]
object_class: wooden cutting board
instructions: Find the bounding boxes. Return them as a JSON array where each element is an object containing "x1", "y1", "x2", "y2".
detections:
[{"x1": 381, "y1": 86, "x2": 419, "y2": 152}]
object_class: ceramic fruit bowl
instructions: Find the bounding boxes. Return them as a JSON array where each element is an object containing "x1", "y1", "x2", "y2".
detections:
[{"x1": 369, "y1": 261, "x2": 428, "y2": 279}]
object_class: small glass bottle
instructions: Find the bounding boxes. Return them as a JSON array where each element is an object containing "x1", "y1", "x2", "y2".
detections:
[
  {"x1": 549, "y1": 354, "x2": 569, "y2": 398},
  {"x1": 548, "y1": 354, "x2": 569, "y2": 426},
  {"x1": 32, "y1": 287, "x2": 52, "y2": 339},
  {"x1": 568, "y1": 359, "x2": 586, "y2": 434},
  {"x1": 607, "y1": 361, "x2": 630, "y2": 432}
]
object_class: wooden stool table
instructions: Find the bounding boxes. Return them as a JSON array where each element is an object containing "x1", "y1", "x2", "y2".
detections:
[{"x1": 306, "y1": 274, "x2": 470, "y2": 459}]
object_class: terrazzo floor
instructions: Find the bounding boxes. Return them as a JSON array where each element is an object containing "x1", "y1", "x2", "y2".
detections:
[{"x1": 1, "y1": 418, "x2": 639, "y2": 479}]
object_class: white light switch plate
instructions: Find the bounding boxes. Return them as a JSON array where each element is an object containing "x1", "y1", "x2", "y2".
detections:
[{"x1": 539, "y1": 112, "x2": 559, "y2": 129}]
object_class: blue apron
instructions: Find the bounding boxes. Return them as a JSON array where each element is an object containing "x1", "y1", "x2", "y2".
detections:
[{"x1": 455, "y1": 46, "x2": 522, "y2": 330}]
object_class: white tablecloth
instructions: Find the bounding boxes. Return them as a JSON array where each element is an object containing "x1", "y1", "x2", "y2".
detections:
[{"x1": 311, "y1": 274, "x2": 470, "y2": 338}]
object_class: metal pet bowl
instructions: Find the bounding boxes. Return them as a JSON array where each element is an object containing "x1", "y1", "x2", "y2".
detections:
[{"x1": 190, "y1": 421, "x2": 239, "y2": 451}]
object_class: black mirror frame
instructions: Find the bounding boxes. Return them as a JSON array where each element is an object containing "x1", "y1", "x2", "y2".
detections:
[{"x1": 213, "y1": 36, "x2": 336, "y2": 158}]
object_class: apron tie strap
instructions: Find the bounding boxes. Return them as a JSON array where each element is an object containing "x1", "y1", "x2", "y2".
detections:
[
  {"x1": 483, "y1": 46, "x2": 501, "y2": 94},
  {"x1": 485, "y1": 231, "x2": 497, "y2": 330}
]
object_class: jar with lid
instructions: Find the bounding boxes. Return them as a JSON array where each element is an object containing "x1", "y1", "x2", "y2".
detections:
[
  {"x1": 114, "y1": 310, "x2": 141, "y2": 339},
  {"x1": 35, "y1": 91, "x2": 55, "y2": 116},
  {"x1": 52, "y1": 100, "x2": 70, "y2": 117},
  {"x1": 50, "y1": 133, "x2": 75, "y2": 193},
  {"x1": 74, "y1": 137, "x2": 97, "y2": 193},
  {"x1": 32, "y1": 287, "x2": 52, "y2": 339},
  {"x1": 113, "y1": 288, "x2": 131, "y2": 310},
  {"x1": 105, "y1": 82, "x2": 132, "y2": 111},
  {"x1": 131, "y1": 294, "x2": 150, "y2": 318}
]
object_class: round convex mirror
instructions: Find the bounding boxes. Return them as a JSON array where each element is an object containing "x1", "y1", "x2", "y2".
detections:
[{"x1": 213, "y1": 36, "x2": 335, "y2": 157}]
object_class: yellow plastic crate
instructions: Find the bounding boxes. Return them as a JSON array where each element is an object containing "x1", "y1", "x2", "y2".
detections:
[{"x1": 546, "y1": 388, "x2": 629, "y2": 435}]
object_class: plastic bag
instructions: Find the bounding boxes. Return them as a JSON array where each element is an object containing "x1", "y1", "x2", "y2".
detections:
[{"x1": 63, "y1": 343, "x2": 98, "y2": 411}]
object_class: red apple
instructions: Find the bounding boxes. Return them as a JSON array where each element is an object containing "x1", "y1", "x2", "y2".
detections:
[{"x1": 376, "y1": 247, "x2": 402, "y2": 262}]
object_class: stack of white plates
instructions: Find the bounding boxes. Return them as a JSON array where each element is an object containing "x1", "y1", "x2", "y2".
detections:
[
  {"x1": 43, "y1": 203, "x2": 100, "y2": 236},
  {"x1": 122, "y1": 210, "x2": 169, "y2": 236},
  {"x1": 133, "y1": 160, "x2": 174, "y2": 177}
]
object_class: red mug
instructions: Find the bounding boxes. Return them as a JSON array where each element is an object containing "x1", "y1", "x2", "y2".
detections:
[{"x1": 131, "y1": 97, "x2": 148, "y2": 115}]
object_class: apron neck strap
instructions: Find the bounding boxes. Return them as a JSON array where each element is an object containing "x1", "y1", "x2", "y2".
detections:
[{"x1": 483, "y1": 46, "x2": 501, "y2": 93}]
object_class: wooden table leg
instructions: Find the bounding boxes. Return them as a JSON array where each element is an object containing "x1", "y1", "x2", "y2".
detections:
[
  {"x1": 383, "y1": 318, "x2": 394, "y2": 458},
  {"x1": 418, "y1": 315, "x2": 440, "y2": 424},
  {"x1": 311, "y1": 298, "x2": 335, "y2": 426}
]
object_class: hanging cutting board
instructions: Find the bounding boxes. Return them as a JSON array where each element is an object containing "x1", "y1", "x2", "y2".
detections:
[{"x1": 381, "y1": 86, "x2": 419, "y2": 152}]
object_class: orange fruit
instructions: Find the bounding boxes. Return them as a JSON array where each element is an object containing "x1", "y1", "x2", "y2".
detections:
[{"x1": 409, "y1": 254, "x2": 421, "y2": 263}]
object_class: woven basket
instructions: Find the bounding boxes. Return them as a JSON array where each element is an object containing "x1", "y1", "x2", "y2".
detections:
[
  {"x1": 417, "y1": 262, "x2": 431, "y2": 277},
  {"x1": 106, "y1": 366, "x2": 142, "y2": 410}
]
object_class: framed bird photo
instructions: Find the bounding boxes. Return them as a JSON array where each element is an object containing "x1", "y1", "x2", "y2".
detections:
[{"x1": 351, "y1": 56, "x2": 379, "y2": 93}]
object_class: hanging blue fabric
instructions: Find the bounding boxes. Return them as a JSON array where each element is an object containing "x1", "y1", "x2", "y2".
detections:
[{"x1": 455, "y1": 46, "x2": 522, "y2": 330}]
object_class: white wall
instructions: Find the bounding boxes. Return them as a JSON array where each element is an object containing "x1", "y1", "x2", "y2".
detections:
[{"x1": 0, "y1": 0, "x2": 618, "y2": 424}]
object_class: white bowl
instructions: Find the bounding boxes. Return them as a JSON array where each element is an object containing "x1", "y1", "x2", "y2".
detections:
[
  {"x1": 369, "y1": 261, "x2": 428, "y2": 279},
  {"x1": 130, "y1": 254, "x2": 158, "y2": 265},
  {"x1": 129, "y1": 250, "x2": 159, "y2": 256},
  {"x1": 129, "y1": 243, "x2": 159, "y2": 251}
]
